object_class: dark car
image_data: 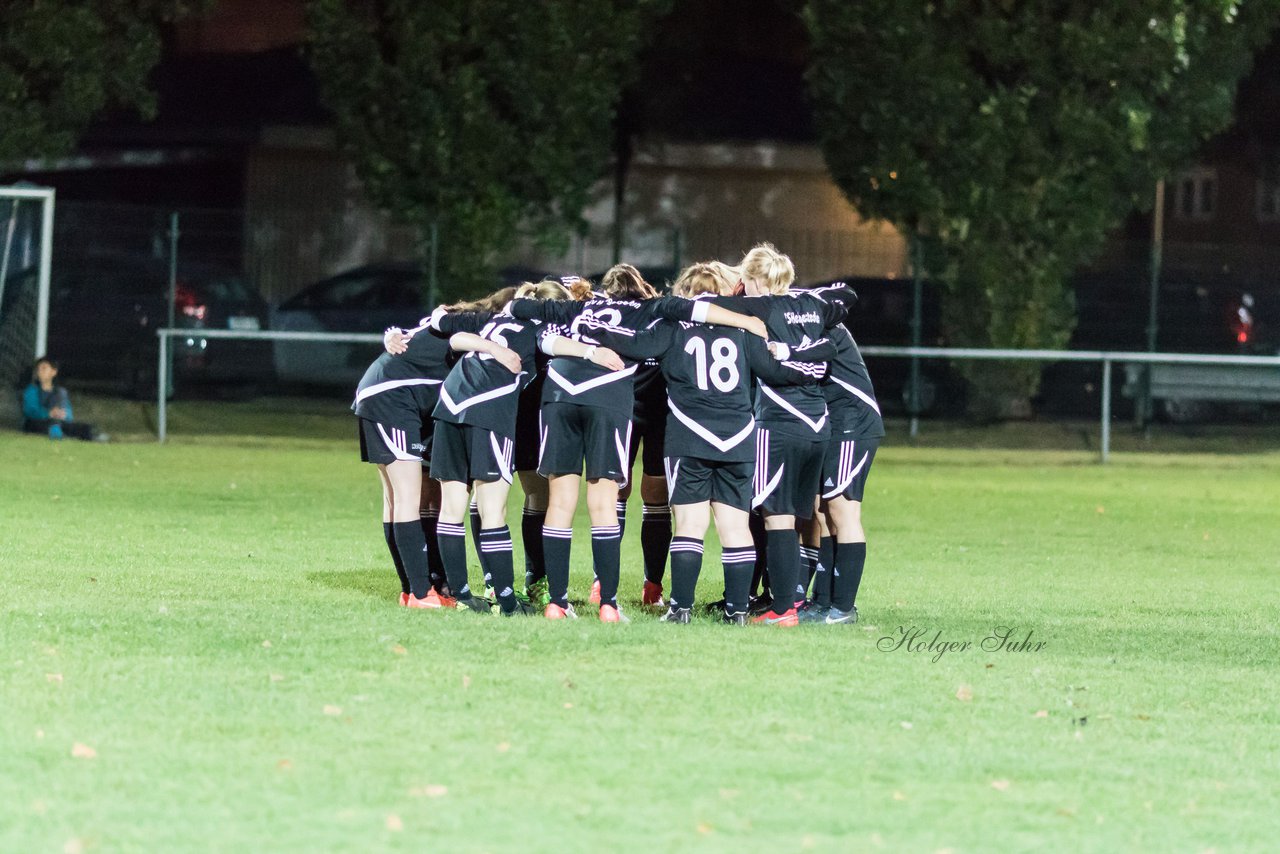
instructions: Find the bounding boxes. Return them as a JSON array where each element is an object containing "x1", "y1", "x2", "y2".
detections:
[
  {"x1": 46, "y1": 252, "x2": 273, "y2": 397},
  {"x1": 271, "y1": 262, "x2": 551, "y2": 387}
]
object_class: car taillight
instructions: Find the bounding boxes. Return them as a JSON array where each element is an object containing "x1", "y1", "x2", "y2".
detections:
[{"x1": 175, "y1": 282, "x2": 207, "y2": 321}]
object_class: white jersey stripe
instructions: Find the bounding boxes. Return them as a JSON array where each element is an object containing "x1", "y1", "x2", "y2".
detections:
[
  {"x1": 667, "y1": 399, "x2": 756, "y2": 454},
  {"x1": 547, "y1": 364, "x2": 637, "y2": 396},
  {"x1": 758, "y1": 383, "x2": 828, "y2": 433},
  {"x1": 828, "y1": 375, "x2": 882, "y2": 416},
  {"x1": 355, "y1": 377, "x2": 442, "y2": 405},
  {"x1": 438, "y1": 374, "x2": 523, "y2": 415}
]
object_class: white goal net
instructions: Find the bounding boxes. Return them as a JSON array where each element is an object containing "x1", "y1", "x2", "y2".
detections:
[{"x1": 1, "y1": 185, "x2": 54, "y2": 420}]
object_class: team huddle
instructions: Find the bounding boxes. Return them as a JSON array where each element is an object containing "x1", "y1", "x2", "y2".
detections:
[{"x1": 352, "y1": 243, "x2": 884, "y2": 625}]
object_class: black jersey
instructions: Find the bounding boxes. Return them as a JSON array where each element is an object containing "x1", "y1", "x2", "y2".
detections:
[
  {"x1": 508, "y1": 295, "x2": 660, "y2": 414},
  {"x1": 656, "y1": 289, "x2": 852, "y2": 440},
  {"x1": 586, "y1": 317, "x2": 826, "y2": 461},
  {"x1": 824, "y1": 324, "x2": 885, "y2": 439},
  {"x1": 352, "y1": 326, "x2": 455, "y2": 422},
  {"x1": 430, "y1": 312, "x2": 541, "y2": 438}
]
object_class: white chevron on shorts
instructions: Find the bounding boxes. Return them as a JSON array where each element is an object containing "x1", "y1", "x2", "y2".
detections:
[
  {"x1": 490, "y1": 432, "x2": 514, "y2": 484},
  {"x1": 375, "y1": 423, "x2": 419, "y2": 461},
  {"x1": 822, "y1": 440, "x2": 870, "y2": 499},
  {"x1": 752, "y1": 428, "x2": 784, "y2": 508}
]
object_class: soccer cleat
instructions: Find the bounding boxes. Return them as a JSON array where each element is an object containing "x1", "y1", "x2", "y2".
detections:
[
  {"x1": 423, "y1": 588, "x2": 455, "y2": 608},
  {"x1": 798, "y1": 602, "x2": 831, "y2": 623},
  {"x1": 455, "y1": 596, "x2": 494, "y2": 614},
  {"x1": 543, "y1": 602, "x2": 578, "y2": 620},
  {"x1": 484, "y1": 584, "x2": 495, "y2": 600},
  {"x1": 406, "y1": 592, "x2": 444, "y2": 609},
  {"x1": 598, "y1": 604, "x2": 629, "y2": 623},
  {"x1": 641, "y1": 580, "x2": 666, "y2": 608},
  {"x1": 588, "y1": 578, "x2": 601, "y2": 605},
  {"x1": 824, "y1": 605, "x2": 859, "y2": 625},
  {"x1": 525, "y1": 577, "x2": 550, "y2": 608},
  {"x1": 700, "y1": 598, "x2": 727, "y2": 614},
  {"x1": 659, "y1": 606, "x2": 691, "y2": 624},
  {"x1": 747, "y1": 594, "x2": 774, "y2": 616},
  {"x1": 749, "y1": 608, "x2": 799, "y2": 627},
  {"x1": 500, "y1": 599, "x2": 539, "y2": 617},
  {"x1": 722, "y1": 610, "x2": 748, "y2": 626},
  {"x1": 399, "y1": 592, "x2": 410, "y2": 607}
]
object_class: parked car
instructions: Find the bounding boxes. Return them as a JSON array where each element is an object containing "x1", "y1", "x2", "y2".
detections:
[
  {"x1": 271, "y1": 262, "x2": 550, "y2": 387},
  {"x1": 46, "y1": 251, "x2": 273, "y2": 398}
]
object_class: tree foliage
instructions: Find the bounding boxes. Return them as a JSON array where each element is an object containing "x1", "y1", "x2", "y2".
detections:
[
  {"x1": 0, "y1": 1, "x2": 207, "y2": 164},
  {"x1": 306, "y1": 0, "x2": 670, "y2": 299},
  {"x1": 805, "y1": 0, "x2": 1280, "y2": 415}
]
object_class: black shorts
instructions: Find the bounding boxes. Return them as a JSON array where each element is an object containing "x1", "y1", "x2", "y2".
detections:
[
  {"x1": 820, "y1": 434, "x2": 878, "y2": 503},
  {"x1": 358, "y1": 417, "x2": 426, "y2": 465},
  {"x1": 666, "y1": 456, "x2": 752, "y2": 511},
  {"x1": 429, "y1": 421, "x2": 515, "y2": 484},
  {"x1": 752, "y1": 427, "x2": 826, "y2": 519},
  {"x1": 628, "y1": 405, "x2": 667, "y2": 478},
  {"x1": 538, "y1": 401, "x2": 632, "y2": 484}
]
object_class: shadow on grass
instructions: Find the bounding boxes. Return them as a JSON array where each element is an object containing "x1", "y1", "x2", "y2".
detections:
[{"x1": 307, "y1": 567, "x2": 398, "y2": 600}]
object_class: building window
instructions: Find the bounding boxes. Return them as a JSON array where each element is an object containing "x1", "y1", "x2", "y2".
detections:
[
  {"x1": 1257, "y1": 164, "x2": 1280, "y2": 222},
  {"x1": 1175, "y1": 168, "x2": 1216, "y2": 221}
]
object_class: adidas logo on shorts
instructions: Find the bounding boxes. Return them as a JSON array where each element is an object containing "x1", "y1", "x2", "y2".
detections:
[{"x1": 824, "y1": 477, "x2": 834, "y2": 487}]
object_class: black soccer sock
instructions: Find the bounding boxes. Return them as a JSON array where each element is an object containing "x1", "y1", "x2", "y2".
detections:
[
  {"x1": 543, "y1": 526, "x2": 574, "y2": 608},
  {"x1": 616, "y1": 500, "x2": 628, "y2": 540},
  {"x1": 392, "y1": 520, "x2": 431, "y2": 599},
  {"x1": 765, "y1": 528, "x2": 800, "y2": 615},
  {"x1": 437, "y1": 521, "x2": 471, "y2": 599},
  {"x1": 721, "y1": 546, "x2": 756, "y2": 615},
  {"x1": 522, "y1": 509, "x2": 547, "y2": 586},
  {"x1": 592, "y1": 524, "x2": 622, "y2": 608},
  {"x1": 749, "y1": 511, "x2": 768, "y2": 598},
  {"x1": 813, "y1": 535, "x2": 835, "y2": 608},
  {"x1": 640, "y1": 503, "x2": 671, "y2": 586},
  {"x1": 833, "y1": 542, "x2": 867, "y2": 612},
  {"x1": 799, "y1": 543, "x2": 819, "y2": 606},
  {"x1": 419, "y1": 509, "x2": 446, "y2": 592},
  {"x1": 384, "y1": 522, "x2": 410, "y2": 595},
  {"x1": 479, "y1": 526, "x2": 517, "y2": 612},
  {"x1": 469, "y1": 500, "x2": 482, "y2": 555},
  {"x1": 667, "y1": 536, "x2": 704, "y2": 609}
]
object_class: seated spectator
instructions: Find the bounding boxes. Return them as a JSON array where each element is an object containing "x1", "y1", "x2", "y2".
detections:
[{"x1": 22, "y1": 357, "x2": 107, "y2": 442}]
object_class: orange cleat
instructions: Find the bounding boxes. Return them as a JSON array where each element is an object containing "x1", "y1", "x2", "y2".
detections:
[
  {"x1": 399, "y1": 592, "x2": 410, "y2": 607},
  {"x1": 598, "y1": 604, "x2": 630, "y2": 623},
  {"x1": 544, "y1": 603, "x2": 578, "y2": 620},
  {"x1": 749, "y1": 608, "x2": 799, "y2": 627},
  {"x1": 641, "y1": 580, "x2": 665, "y2": 608},
  {"x1": 406, "y1": 590, "x2": 456, "y2": 609},
  {"x1": 588, "y1": 578, "x2": 601, "y2": 605}
]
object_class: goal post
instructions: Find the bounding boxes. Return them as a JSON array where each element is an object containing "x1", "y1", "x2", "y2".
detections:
[{"x1": 0, "y1": 186, "x2": 56, "y2": 376}]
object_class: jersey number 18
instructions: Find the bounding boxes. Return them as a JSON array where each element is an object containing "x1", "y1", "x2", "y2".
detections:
[{"x1": 684, "y1": 336, "x2": 740, "y2": 392}]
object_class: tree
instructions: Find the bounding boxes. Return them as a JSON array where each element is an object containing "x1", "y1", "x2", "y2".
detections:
[
  {"x1": 804, "y1": 0, "x2": 1280, "y2": 417},
  {"x1": 0, "y1": 1, "x2": 207, "y2": 164},
  {"x1": 306, "y1": 0, "x2": 670, "y2": 300}
]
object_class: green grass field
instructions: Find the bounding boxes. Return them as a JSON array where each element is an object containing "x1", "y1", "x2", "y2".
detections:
[{"x1": 3, "y1": 402, "x2": 1279, "y2": 851}]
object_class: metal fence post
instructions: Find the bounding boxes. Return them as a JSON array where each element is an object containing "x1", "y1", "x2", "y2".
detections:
[
  {"x1": 1100, "y1": 357, "x2": 1112, "y2": 464},
  {"x1": 157, "y1": 331, "x2": 169, "y2": 443}
]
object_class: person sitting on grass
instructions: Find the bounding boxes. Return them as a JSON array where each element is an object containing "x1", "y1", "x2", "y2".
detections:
[{"x1": 22, "y1": 357, "x2": 107, "y2": 442}]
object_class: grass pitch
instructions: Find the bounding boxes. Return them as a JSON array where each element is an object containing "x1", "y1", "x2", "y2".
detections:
[{"x1": 3, "y1": 405, "x2": 1279, "y2": 851}]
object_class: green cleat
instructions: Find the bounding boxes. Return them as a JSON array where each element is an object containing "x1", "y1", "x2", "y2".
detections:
[{"x1": 525, "y1": 577, "x2": 551, "y2": 608}]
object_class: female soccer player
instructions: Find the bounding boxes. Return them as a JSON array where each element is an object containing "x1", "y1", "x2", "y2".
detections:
[
  {"x1": 427, "y1": 282, "x2": 624, "y2": 615},
  {"x1": 514, "y1": 278, "x2": 594, "y2": 608},
  {"x1": 651, "y1": 244, "x2": 854, "y2": 626},
  {"x1": 355, "y1": 305, "x2": 457, "y2": 608},
  {"x1": 506, "y1": 264, "x2": 662, "y2": 621},
  {"x1": 800, "y1": 310, "x2": 883, "y2": 624},
  {"x1": 582, "y1": 262, "x2": 827, "y2": 623}
]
